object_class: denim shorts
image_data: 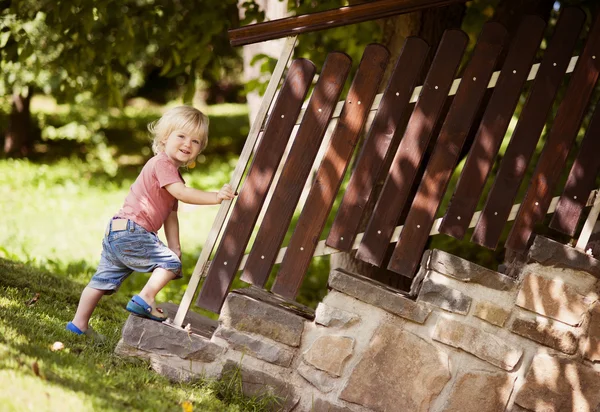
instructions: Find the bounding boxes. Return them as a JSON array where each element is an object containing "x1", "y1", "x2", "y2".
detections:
[{"x1": 88, "y1": 218, "x2": 182, "y2": 294}]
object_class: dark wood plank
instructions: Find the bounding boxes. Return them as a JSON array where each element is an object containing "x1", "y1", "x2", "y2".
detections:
[
  {"x1": 229, "y1": 0, "x2": 467, "y2": 46},
  {"x1": 471, "y1": 7, "x2": 586, "y2": 249},
  {"x1": 239, "y1": 52, "x2": 352, "y2": 289},
  {"x1": 506, "y1": 13, "x2": 600, "y2": 251},
  {"x1": 389, "y1": 22, "x2": 507, "y2": 277},
  {"x1": 439, "y1": 16, "x2": 546, "y2": 240},
  {"x1": 355, "y1": 29, "x2": 469, "y2": 266},
  {"x1": 195, "y1": 59, "x2": 316, "y2": 313},
  {"x1": 271, "y1": 44, "x2": 391, "y2": 299},
  {"x1": 550, "y1": 102, "x2": 600, "y2": 236},
  {"x1": 326, "y1": 37, "x2": 431, "y2": 252}
]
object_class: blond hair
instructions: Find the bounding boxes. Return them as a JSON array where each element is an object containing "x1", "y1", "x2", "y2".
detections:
[{"x1": 149, "y1": 106, "x2": 209, "y2": 155}]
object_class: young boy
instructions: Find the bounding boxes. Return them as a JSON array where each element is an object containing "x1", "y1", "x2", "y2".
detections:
[{"x1": 67, "y1": 106, "x2": 235, "y2": 337}]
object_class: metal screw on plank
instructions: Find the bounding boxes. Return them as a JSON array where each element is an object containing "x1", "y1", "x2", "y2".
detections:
[
  {"x1": 535, "y1": 202, "x2": 539, "y2": 206},
  {"x1": 224, "y1": 261, "x2": 228, "y2": 265},
  {"x1": 574, "y1": 196, "x2": 578, "y2": 200},
  {"x1": 377, "y1": 230, "x2": 381, "y2": 234},
  {"x1": 553, "y1": 63, "x2": 557, "y2": 66},
  {"x1": 318, "y1": 108, "x2": 322, "y2": 112},
  {"x1": 494, "y1": 212, "x2": 498, "y2": 215},
  {"x1": 457, "y1": 216, "x2": 461, "y2": 220},
  {"x1": 358, "y1": 101, "x2": 361, "y2": 105},
  {"x1": 434, "y1": 86, "x2": 438, "y2": 90},
  {"x1": 417, "y1": 225, "x2": 421, "y2": 228},
  {"x1": 396, "y1": 92, "x2": 399, "y2": 96},
  {"x1": 281, "y1": 114, "x2": 285, "y2": 118},
  {"x1": 300, "y1": 247, "x2": 304, "y2": 251},
  {"x1": 261, "y1": 255, "x2": 265, "y2": 259},
  {"x1": 513, "y1": 70, "x2": 516, "y2": 74},
  {"x1": 340, "y1": 237, "x2": 344, "y2": 241},
  {"x1": 473, "y1": 77, "x2": 476, "y2": 81}
]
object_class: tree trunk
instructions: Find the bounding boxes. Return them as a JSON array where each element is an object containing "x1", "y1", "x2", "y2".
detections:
[
  {"x1": 238, "y1": 0, "x2": 289, "y2": 123},
  {"x1": 4, "y1": 91, "x2": 32, "y2": 156}
]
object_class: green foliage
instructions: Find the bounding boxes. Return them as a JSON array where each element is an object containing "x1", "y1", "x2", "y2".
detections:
[
  {"x1": 1, "y1": 0, "x2": 245, "y2": 106},
  {"x1": 0, "y1": 258, "x2": 274, "y2": 411}
]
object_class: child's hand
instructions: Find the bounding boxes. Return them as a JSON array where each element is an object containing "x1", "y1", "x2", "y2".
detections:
[{"x1": 217, "y1": 184, "x2": 236, "y2": 203}]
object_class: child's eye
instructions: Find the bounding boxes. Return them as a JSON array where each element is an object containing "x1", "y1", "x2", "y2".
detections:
[
  {"x1": 178, "y1": 134, "x2": 185, "y2": 139},
  {"x1": 192, "y1": 139, "x2": 200, "y2": 145}
]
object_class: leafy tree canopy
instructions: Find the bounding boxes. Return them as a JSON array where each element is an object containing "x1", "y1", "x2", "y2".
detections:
[{"x1": 0, "y1": 0, "x2": 257, "y2": 106}]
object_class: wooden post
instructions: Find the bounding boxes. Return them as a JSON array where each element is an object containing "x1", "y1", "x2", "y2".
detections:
[
  {"x1": 576, "y1": 190, "x2": 600, "y2": 251},
  {"x1": 173, "y1": 36, "x2": 298, "y2": 327}
]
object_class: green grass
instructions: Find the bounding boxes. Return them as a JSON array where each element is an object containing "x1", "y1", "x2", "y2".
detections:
[{"x1": 0, "y1": 258, "x2": 279, "y2": 411}]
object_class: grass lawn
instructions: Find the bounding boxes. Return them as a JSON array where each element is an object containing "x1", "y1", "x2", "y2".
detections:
[{"x1": 0, "y1": 258, "x2": 278, "y2": 411}]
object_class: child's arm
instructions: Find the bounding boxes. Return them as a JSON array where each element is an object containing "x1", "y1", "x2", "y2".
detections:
[
  {"x1": 164, "y1": 210, "x2": 181, "y2": 259},
  {"x1": 165, "y1": 182, "x2": 235, "y2": 205}
]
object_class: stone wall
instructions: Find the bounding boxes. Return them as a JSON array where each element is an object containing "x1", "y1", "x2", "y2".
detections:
[{"x1": 116, "y1": 236, "x2": 600, "y2": 412}]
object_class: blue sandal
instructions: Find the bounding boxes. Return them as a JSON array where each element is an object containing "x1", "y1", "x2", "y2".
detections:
[
  {"x1": 66, "y1": 322, "x2": 106, "y2": 343},
  {"x1": 126, "y1": 295, "x2": 168, "y2": 322}
]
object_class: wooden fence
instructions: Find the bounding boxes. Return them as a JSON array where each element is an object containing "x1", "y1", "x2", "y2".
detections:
[{"x1": 174, "y1": 6, "x2": 600, "y2": 323}]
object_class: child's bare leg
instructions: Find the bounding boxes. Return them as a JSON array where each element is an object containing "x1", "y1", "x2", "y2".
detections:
[
  {"x1": 138, "y1": 267, "x2": 176, "y2": 306},
  {"x1": 71, "y1": 287, "x2": 107, "y2": 331}
]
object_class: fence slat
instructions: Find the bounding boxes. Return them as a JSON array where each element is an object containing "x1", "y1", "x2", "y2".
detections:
[
  {"x1": 326, "y1": 37, "x2": 430, "y2": 251},
  {"x1": 354, "y1": 30, "x2": 466, "y2": 266},
  {"x1": 239, "y1": 52, "x2": 352, "y2": 288},
  {"x1": 506, "y1": 13, "x2": 600, "y2": 251},
  {"x1": 195, "y1": 59, "x2": 316, "y2": 313},
  {"x1": 471, "y1": 7, "x2": 586, "y2": 249},
  {"x1": 550, "y1": 103, "x2": 600, "y2": 236},
  {"x1": 270, "y1": 45, "x2": 390, "y2": 298},
  {"x1": 389, "y1": 23, "x2": 507, "y2": 277},
  {"x1": 439, "y1": 16, "x2": 546, "y2": 240}
]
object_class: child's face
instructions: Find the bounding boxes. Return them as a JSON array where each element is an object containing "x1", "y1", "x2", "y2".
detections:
[{"x1": 163, "y1": 129, "x2": 203, "y2": 166}]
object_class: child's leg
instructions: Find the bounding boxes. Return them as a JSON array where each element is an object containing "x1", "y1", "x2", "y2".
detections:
[
  {"x1": 138, "y1": 267, "x2": 177, "y2": 307},
  {"x1": 71, "y1": 286, "x2": 107, "y2": 331}
]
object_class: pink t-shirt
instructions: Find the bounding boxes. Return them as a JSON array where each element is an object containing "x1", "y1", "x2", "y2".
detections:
[{"x1": 117, "y1": 152, "x2": 184, "y2": 232}]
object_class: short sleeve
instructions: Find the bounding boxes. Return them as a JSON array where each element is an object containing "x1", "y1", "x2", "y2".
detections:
[{"x1": 155, "y1": 157, "x2": 184, "y2": 188}]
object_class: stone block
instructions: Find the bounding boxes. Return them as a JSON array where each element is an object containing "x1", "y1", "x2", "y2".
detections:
[
  {"x1": 516, "y1": 272, "x2": 594, "y2": 326},
  {"x1": 427, "y1": 249, "x2": 518, "y2": 291},
  {"x1": 340, "y1": 322, "x2": 451, "y2": 412},
  {"x1": 515, "y1": 354, "x2": 600, "y2": 411},
  {"x1": 443, "y1": 370, "x2": 515, "y2": 412},
  {"x1": 583, "y1": 303, "x2": 600, "y2": 362},
  {"x1": 310, "y1": 399, "x2": 354, "y2": 412},
  {"x1": 303, "y1": 335, "x2": 354, "y2": 377},
  {"x1": 221, "y1": 360, "x2": 299, "y2": 412},
  {"x1": 115, "y1": 340, "x2": 224, "y2": 382},
  {"x1": 160, "y1": 302, "x2": 218, "y2": 338},
  {"x1": 417, "y1": 276, "x2": 472, "y2": 315},
  {"x1": 121, "y1": 315, "x2": 223, "y2": 362},
  {"x1": 220, "y1": 292, "x2": 305, "y2": 347},
  {"x1": 328, "y1": 269, "x2": 431, "y2": 324},
  {"x1": 296, "y1": 361, "x2": 336, "y2": 393},
  {"x1": 213, "y1": 326, "x2": 294, "y2": 367},
  {"x1": 315, "y1": 303, "x2": 360, "y2": 328},
  {"x1": 509, "y1": 316, "x2": 578, "y2": 355},
  {"x1": 474, "y1": 301, "x2": 511, "y2": 327},
  {"x1": 233, "y1": 286, "x2": 315, "y2": 320},
  {"x1": 528, "y1": 235, "x2": 600, "y2": 279},
  {"x1": 433, "y1": 318, "x2": 523, "y2": 371}
]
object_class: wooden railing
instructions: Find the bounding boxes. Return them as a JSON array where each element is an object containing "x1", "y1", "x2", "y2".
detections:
[
  {"x1": 228, "y1": 0, "x2": 468, "y2": 46},
  {"x1": 175, "y1": 6, "x2": 600, "y2": 321}
]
